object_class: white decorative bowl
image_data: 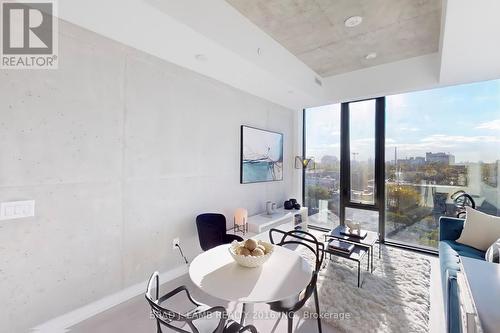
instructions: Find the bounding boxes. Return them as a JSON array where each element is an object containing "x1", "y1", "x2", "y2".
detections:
[{"x1": 229, "y1": 240, "x2": 274, "y2": 268}]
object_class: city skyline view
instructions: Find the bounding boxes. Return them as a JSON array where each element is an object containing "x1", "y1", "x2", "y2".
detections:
[
  {"x1": 306, "y1": 78, "x2": 500, "y2": 163},
  {"x1": 305, "y1": 78, "x2": 500, "y2": 250}
]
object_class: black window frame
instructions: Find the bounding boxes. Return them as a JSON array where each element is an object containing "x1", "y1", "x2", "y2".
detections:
[
  {"x1": 303, "y1": 97, "x2": 438, "y2": 254},
  {"x1": 340, "y1": 98, "x2": 385, "y2": 241}
]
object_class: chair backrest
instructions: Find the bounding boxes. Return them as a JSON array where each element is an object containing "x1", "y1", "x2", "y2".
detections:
[
  {"x1": 269, "y1": 229, "x2": 324, "y2": 271},
  {"x1": 145, "y1": 272, "x2": 258, "y2": 333},
  {"x1": 452, "y1": 192, "x2": 476, "y2": 218},
  {"x1": 268, "y1": 229, "x2": 324, "y2": 312},
  {"x1": 145, "y1": 272, "x2": 198, "y2": 333},
  {"x1": 196, "y1": 213, "x2": 227, "y2": 251}
]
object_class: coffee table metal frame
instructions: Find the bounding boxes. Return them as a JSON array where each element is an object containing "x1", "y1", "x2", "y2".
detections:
[
  {"x1": 324, "y1": 226, "x2": 381, "y2": 273},
  {"x1": 322, "y1": 242, "x2": 369, "y2": 288}
]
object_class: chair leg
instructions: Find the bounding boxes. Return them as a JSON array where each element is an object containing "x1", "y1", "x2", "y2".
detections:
[
  {"x1": 271, "y1": 313, "x2": 283, "y2": 332},
  {"x1": 314, "y1": 287, "x2": 322, "y2": 333},
  {"x1": 287, "y1": 313, "x2": 293, "y2": 333},
  {"x1": 156, "y1": 320, "x2": 162, "y2": 333},
  {"x1": 241, "y1": 303, "x2": 247, "y2": 325}
]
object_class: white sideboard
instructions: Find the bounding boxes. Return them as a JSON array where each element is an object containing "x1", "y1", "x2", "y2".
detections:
[
  {"x1": 229, "y1": 207, "x2": 308, "y2": 239},
  {"x1": 246, "y1": 207, "x2": 308, "y2": 234}
]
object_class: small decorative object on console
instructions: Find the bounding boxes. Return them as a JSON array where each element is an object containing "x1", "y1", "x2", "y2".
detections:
[
  {"x1": 233, "y1": 208, "x2": 248, "y2": 235},
  {"x1": 294, "y1": 214, "x2": 302, "y2": 226},
  {"x1": 266, "y1": 201, "x2": 277, "y2": 215},
  {"x1": 284, "y1": 198, "x2": 299, "y2": 210}
]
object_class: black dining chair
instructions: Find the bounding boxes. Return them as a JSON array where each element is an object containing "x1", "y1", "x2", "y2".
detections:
[
  {"x1": 268, "y1": 229, "x2": 324, "y2": 333},
  {"x1": 196, "y1": 213, "x2": 243, "y2": 251},
  {"x1": 145, "y1": 272, "x2": 258, "y2": 333}
]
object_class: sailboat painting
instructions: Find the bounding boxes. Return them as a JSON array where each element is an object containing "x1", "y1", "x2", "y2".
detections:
[{"x1": 240, "y1": 126, "x2": 283, "y2": 184}]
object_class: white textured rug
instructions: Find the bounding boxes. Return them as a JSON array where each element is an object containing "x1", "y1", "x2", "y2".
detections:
[{"x1": 302, "y1": 245, "x2": 431, "y2": 333}]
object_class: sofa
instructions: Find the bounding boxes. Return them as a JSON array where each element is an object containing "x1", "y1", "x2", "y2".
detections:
[{"x1": 439, "y1": 216, "x2": 486, "y2": 333}]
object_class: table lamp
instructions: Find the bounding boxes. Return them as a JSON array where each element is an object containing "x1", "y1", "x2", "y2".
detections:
[{"x1": 234, "y1": 208, "x2": 248, "y2": 235}]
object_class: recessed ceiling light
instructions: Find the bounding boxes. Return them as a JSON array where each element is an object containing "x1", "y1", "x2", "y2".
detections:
[
  {"x1": 365, "y1": 52, "x2": 377, "y2": 60},
  {"x1": 344, "y1": 16, "x2": 363, "y2": 28},
  {"x1": 194, "y1": 54, "x2": 207, "y2": 62}
]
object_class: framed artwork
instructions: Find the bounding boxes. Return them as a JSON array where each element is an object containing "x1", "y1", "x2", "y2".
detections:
[{"x1": 240, "y1": 125, "x2": 283, "y2": 184}]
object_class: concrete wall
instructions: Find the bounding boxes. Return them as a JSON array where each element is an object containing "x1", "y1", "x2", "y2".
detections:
[
  {"x1": 0, "y1": 21, "x2": 294, "y2": 332},
  {"x1": 57, "y1": 0, "x2": 324, "y2": 110}
]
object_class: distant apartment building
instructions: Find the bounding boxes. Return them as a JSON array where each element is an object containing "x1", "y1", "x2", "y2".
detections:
[
  {"x1": 426, "y1": 152, "x2": 455, "y2": 165},
  {"x1": 397, "y1": 156, "x2": 426, "y2": 167}
]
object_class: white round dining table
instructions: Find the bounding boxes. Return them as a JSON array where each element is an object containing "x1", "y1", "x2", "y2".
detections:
[{"x1": 189, "y1": 244, "x2": 312, "y2": 305}]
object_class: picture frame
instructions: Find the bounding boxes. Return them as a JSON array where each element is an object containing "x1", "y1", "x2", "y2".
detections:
[{"x1": 240, "y1": 125, "x2": 284, "y2": 184}]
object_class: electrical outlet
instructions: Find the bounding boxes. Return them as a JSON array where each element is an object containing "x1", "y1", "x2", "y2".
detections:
[{"x1": 172, "y1": 237, "x2": 180, "y2": 250}]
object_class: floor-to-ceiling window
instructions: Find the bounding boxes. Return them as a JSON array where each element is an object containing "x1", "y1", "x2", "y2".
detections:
[
  {"x1": 303, "y1": 104, "x2": 341, "y2": 229},
  {"x1": 304, "y1": 79, "x2": 500, "y2": 250},
  {"x1": 349, "y1": 100, "x2": 376, "y2": 205},
  {"x1": 385, "y1": 79, "x2": 500, "y2": 249},
  {"x1": 341, "y1": 98, "x2": 384, "y2": 235}
]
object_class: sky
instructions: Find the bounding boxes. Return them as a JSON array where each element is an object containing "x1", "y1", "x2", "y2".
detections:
[{"x1": 306, "y1": 79, "x2": 500, "y2": 163}]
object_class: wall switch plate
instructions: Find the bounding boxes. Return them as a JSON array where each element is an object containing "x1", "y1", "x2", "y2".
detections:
[{"x1": 0, "y1": 200, "x2": 35, "y2": 221}]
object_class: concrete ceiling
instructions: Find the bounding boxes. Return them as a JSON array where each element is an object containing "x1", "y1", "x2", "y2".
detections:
[
  {"x1": 225, "y1": 0, "x2": 442, "y2": 76},
  {"x1": 56, "y1": 0, "x2": 500, "y2": 110}
]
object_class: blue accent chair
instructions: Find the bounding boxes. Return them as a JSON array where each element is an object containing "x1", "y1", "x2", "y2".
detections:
[
  {"x1": 196, "y1": 213, "x2": 243, "y2": 251},
  {"x1": 439, "y1": 216, "x2": 486, "y2": 333}
]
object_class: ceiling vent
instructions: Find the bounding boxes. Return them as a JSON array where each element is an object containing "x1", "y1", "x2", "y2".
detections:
[{"x1": 314, "y1": 77, "x2": 323, "y2": 86}]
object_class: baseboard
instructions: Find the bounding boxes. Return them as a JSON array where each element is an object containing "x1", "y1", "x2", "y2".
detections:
[{"x1": 31, "y1": 265, "x2": 189, "y2": 333}]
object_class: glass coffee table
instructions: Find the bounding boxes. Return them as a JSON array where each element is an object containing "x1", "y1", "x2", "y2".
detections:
[{"x1": 324, "y1": 225, "x2": 380, "y2": 273}]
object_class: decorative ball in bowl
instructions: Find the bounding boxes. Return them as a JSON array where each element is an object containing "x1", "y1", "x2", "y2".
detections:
[{"x1": 229, "y1": 239, "x2": 274, "y2": 268}]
